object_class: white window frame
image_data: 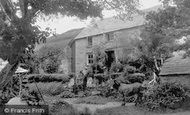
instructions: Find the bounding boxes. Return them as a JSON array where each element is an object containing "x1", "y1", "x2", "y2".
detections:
[{"x1": 87, "y1": 52, "x2": 94, "y2": 65}]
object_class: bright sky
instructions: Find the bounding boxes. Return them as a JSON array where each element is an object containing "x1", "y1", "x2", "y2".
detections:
[{"x1": 36, "y1": 0, "x2": 161, "y2": 34}]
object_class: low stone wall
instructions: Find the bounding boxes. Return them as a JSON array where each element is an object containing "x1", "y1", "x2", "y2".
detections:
[{"x1": 161, "y1": 75, "x2": 190, "y2": 88}]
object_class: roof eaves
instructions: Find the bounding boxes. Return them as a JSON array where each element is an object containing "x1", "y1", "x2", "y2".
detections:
[{"x1": 74, "y1": 25, "x2": 144, "y2": 41}]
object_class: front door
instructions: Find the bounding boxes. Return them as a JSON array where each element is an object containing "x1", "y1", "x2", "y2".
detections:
[{"x1": 105, "y1": 50, "x2": 115, "y2": 69}]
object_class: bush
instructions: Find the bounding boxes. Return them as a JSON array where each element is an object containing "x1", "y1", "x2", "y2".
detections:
[
  {"x1": 137, "y1": 82, "x2": 187, "y2": 111},
  {"x1": 126, "y1": 73, "x2": 145, "y2": 84},
  {"x1": 37, "y1": 46, "x2": 64, "y2": 74},
  {"x1": 59, "y1": 90, "x2": 75, "y2": 98},
  {"x1": 109, "y1": 62, "x2": 124, "y2": 73},
  {"x1": 123, "y1": 65, "x2": 137, "y2": 74},
  {"x1": 21, "y1": 89, "x2": 43, "y2": 105},
  {"x1": 27, "y1": 82, "x2": 67, "y2": 96},
  {"x1": 27, "y1": 74, "x2": 73, "y2": 83}
]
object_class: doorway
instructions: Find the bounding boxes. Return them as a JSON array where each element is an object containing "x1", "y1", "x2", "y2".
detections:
[{"x1": 105, "y1": 50, "x2": 115, "y2": 69}]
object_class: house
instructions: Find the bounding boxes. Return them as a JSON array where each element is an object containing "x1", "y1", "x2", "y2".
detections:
[
  {"x1": 160, "y1": 51, "x2": 190, "y2": 87},
  {"x1": 72, "y1": 6, "x2": 162, "y2": 74},
  {"x1": 35, "y1": 5, "x2": 161, "y2": 74},
  {"x1": 36, "y1": 28, "x2": 83, "y2": 74}
]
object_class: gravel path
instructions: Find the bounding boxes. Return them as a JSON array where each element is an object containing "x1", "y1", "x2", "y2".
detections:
[{"x1": 63, "y1": 98, "x2": 134, "y2": 113}]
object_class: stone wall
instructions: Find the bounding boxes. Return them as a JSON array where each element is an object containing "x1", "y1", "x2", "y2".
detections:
[
  {"x1": 74, "y1": 26, "x2": 142, "y2": 73},
  {"x1": 161, "y1": 75, "x2": 190, "y2": 88},
  {"x1": 75, "y1": 38, "x2": 88, "y2": 73},
  {"x1": 58, "y1": 46, "x2": 72, "y2": 74}
]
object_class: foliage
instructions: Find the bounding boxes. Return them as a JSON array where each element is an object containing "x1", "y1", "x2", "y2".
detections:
[
  {"x1": 60, "y1": 90, "x2": 75, "y2": 98},
  {"x1": 138, "y1": 0, "x2": 190, "y2": 77},
  {"x1": 0, "y1": 0, "x2": 141, "y2": 64},
  {"x1": 96, "y1": 82, "x2": 120, "y2": 100},
  {"x1": 0, "y1": 0, "x2": 102, "y2": 88},
  {"x1": 0, "y1": 0, "x2": 103, "y2": 62},
  {"x1": 118, "y1": 48, "x2": 141, "y2": 65},
  {"x1": 50, "y1": 99, "x2": 73, "y2": 114},
  {"x1": 27, "y1": 82, "x2": 68, "y2": 96},
  {"x1": 92, "y1": 45, "x2": 108, "y2": 68},
  {"x1": 0, "y1": 0, "x2": 142, "y2": 88},
  {"x1": 27, "y1": 74, "x2": 72, "y2": 83},
  {"x1": 136, "y1": 7, "x2": 180, "y2": 78},
  {"x1": 0, "y1": 75, "x2": 20, "y2": 105},
  {"x1": 137, "y1": 82, "x2": 187, "y2": 111},
  {"x1": 124, "y1": 73, "x2": 146, "y2": 84},
  {"x1": 36, "y1": 46, "x2": 64, "y2": 73},
  {"x1": 21, "y1": 89, "x2": 42, "y2": 105},
  {"x1": 109, "y1": 61, "x2": 124, "y2": 73},
  {"x1": 0, "y1": 89, "x2": 14, "y2": 105}
]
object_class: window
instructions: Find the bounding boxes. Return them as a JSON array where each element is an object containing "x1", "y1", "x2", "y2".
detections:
[
  {"x1": 106, "y1": 32, "x2": 114, "y2": 41},
  {"x1": 87, "y1": 36, "x2": 92, "y2": 47},
  {"x1": 87, "y1": 53, "x2": 93, "y2": 65}
]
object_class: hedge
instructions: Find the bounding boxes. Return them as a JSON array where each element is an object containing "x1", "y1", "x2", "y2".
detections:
[{"x1": 26, "y1": 74, "x2": 74, "y2": 83}]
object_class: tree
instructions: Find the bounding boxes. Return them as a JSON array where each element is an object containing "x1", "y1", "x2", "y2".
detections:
[
  {"x1": 137, "y1": 0, "x2": 190, "y2": 84},
  {"x1": 36, "y1": 46, "x2": 64, "y2": 74},
  {"x1": 0, "y1": 0, "x2": 141, "y2": 89},
  {"x1": 138, "y1": 6, "x2": 179, "y2": 84}
]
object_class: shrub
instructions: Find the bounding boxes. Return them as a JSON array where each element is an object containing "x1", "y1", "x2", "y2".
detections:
[
  {"x1": 27, "y1": 82, "x2": 67, "y2": 96},
  {"x1": 60, "y1": 90, "x2": 75, "y2": 98},
  {"x1": 37, "y1": 46, "x2": 64, "y2": 74},
  {"x1": 126, "y1": 73, "x2": 145, "y2": 84},
  {"x1": 27, "y1": 74, "x2": 72, "y2": 83},
  {"x1": 109, "y1": 62, "x2": 124, "y2": 73},
  {"x1": 137, "y1": 82, "x2": 187, "y2": 111},
  {"x1": 96, "y1": 83, "x2": 121, "y2": 100},
  {"x1": 0, "y1": 89, "x2": 14, "y2": 105},
  {"x1": 123, "y1": 65, "x2": 137, "y2": 74},
  {"x1": 50, "y1": 99, "x2": 73, "y2": 113},
  {"x1": 21, "y1": 89, "x2": 43, "y2": 105}
]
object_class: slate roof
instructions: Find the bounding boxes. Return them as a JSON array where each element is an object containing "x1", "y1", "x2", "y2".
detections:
[
  {"x1": 75, "y1": 5, "x2": 162, "y2": 39},
  {"x1": 46, "y1": 28, "x2": 83, "y2": 48},
  {"x1": 35, "y1": 28, "x2": 83, "y2": 51},
  {"x1": 160, "y1": 51, "x2": 190, "y2": 76}
]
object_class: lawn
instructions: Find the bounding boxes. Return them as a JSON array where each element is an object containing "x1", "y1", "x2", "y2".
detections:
[
  {"x1": 95, "y1": 106, "x2": 190, "y2": 115},
  {"x1": 43, "y1": 94, "x2": 190, "y2": 115}
]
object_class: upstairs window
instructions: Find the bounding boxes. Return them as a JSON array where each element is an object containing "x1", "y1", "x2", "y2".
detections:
[
  {"x1": 87, "y1": 53, "x2": 93, "y2": 65},
  {"x1": 87, "y1": 36, "x2": 93, "y2": 47},
  {"x1": 106, "y1": 32, "x2": 114, "y2": 41}
]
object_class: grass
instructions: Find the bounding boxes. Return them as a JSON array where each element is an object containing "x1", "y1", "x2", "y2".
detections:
[
  {"x1": 94, "y1": 105, "x2": 190, "y2": 115},
  {"x1": 42, "y1": 94, "x2": 190, "y2": 115}
]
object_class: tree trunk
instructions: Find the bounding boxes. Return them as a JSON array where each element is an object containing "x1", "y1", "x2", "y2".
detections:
[
  {"x1": 0, "y1": 61, "x2": 19, "y2": 89},
  {"x1": 149, "y1": 56, "x2": 161, "y2": 85}
]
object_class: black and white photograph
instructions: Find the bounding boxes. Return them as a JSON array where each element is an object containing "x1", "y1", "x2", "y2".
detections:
[{"x1": 0, "y1": 0, "x2": 190, "y2": 115}]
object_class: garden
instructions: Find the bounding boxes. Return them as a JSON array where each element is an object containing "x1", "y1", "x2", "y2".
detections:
[{"x1": 1, "y1": 0, "x2": 190, "y2": 115}]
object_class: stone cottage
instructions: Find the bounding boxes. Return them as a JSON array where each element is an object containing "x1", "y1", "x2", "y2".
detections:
[
  {"x1": 37, "y1": 5, "x2": 161, "y2": 74},
  {"x1": 70, "y1": 5, "x2": 162, "y2": 74},
  {"x1": 72, "y1": 15, "x2": 149, "y2": 73}
]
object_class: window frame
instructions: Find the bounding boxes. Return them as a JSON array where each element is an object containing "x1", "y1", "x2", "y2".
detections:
[
  {"x1": 87, "y1": 36, "x2": 93, "y2": 47},
  {"x1": 87, "y1": 52, "x2": 94, "y2": 65},
  {"x1": 106, "y1": 32, "x2": 114, "y2": 41}
]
